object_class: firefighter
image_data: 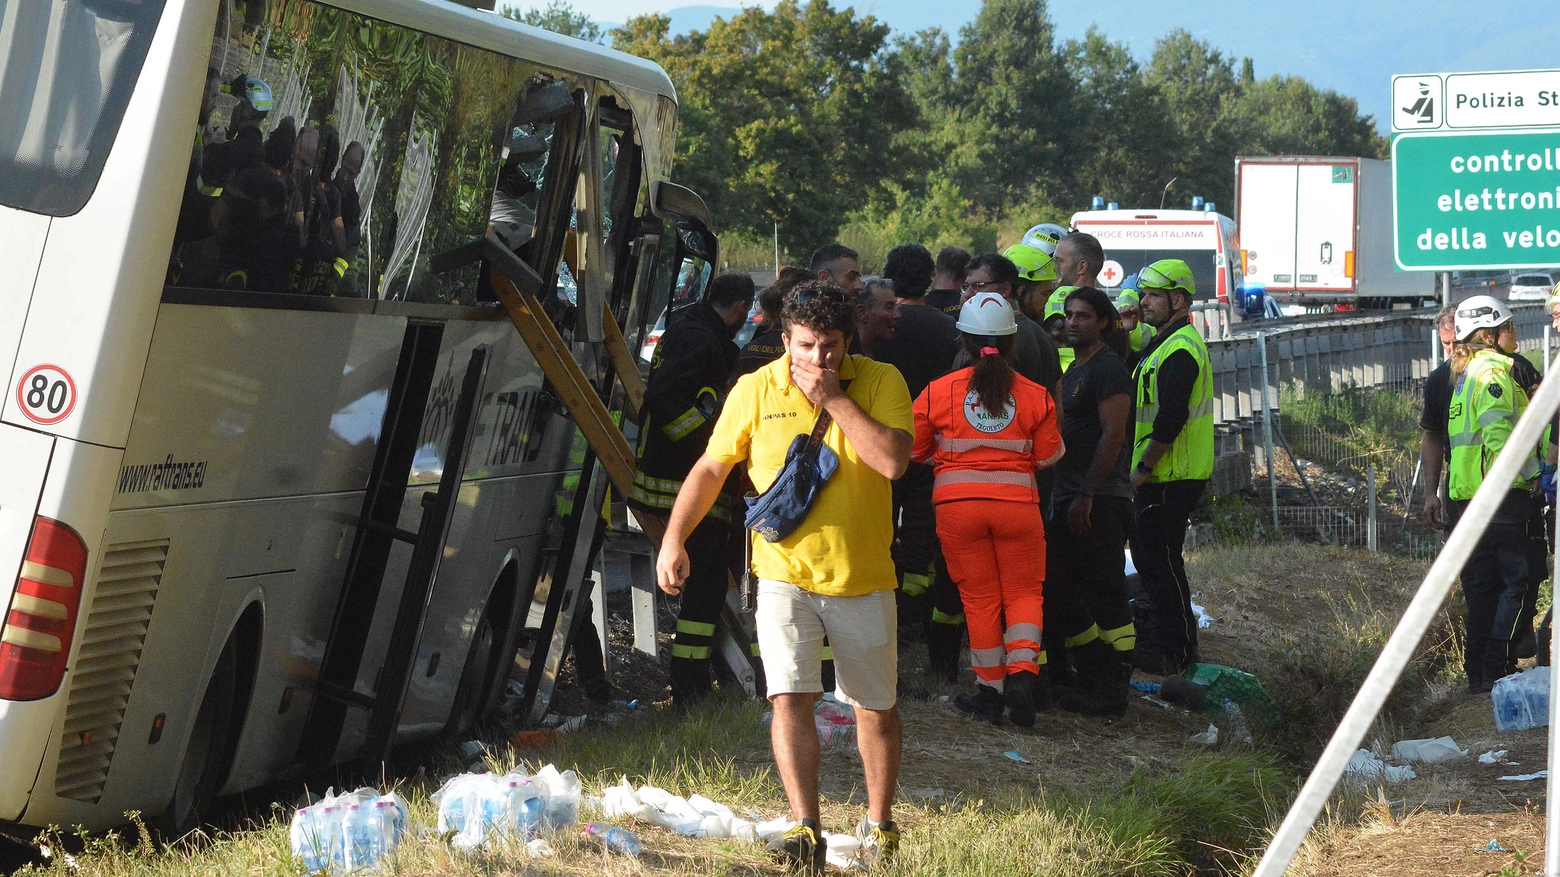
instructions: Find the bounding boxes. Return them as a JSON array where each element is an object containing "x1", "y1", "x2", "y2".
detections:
[
  {"x1": 912, "y1": 292, "x2": 1064, "y2": 727},
  {"x1": 1447, "y1": 295, "x2": 1543, "y2": 693},
  {"x1": 631, "y1": 273, "x2": 755, "y2": 705},
  {"x1": 1129, "y1": 259, "x2": 1214, "y2": 675}
]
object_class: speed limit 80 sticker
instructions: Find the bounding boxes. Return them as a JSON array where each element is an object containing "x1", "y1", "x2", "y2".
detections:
[{"x1": 16, "y1": 365, "x2": 77, "y2": 425}]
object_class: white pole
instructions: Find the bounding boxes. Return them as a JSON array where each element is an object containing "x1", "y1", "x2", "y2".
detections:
[
  {"x1": 1548, "y1": 498, "x2": 1560, "y2": 877},
  {"x1": 1260, "y1": 332, "x2": 1278, "y2": 532},
  {"x1": 1251, "y1": 359, "x2": 1560, "y2": 877},
  {"x1": 773, "y1": 221, "x2": 780, "y2": 279},
  {"x1": 1366, "y1": 464, "x2": 1378, "y2": 552}
]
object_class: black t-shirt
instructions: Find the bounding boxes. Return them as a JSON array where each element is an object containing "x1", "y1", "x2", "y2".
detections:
[
  {"x1": 1055, "y1": 348, "x2": 1134, "y2": 500},
  {"x1": 874, "y1": 303, "x2": 960, "y2": 400},
  {"x1": 1420, "y1": 360, "x2": 1452, "y2": 460},
  {"x1": 924, "y1": 288, "x2": 963, "y2": 318}
]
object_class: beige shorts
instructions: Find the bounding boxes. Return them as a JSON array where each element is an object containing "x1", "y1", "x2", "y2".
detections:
[{"x1": 755, "y1": 579, "x2": 898, "y2": 711}]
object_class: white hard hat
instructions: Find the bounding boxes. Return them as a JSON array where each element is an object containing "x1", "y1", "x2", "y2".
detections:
[
  {"x1": 1455, "y1": 294, "x2": 1513, "y2": 341},
  {"x1": 1020, "y1": 222, "x2": 1070, "y2": 257},
  {"x1": 956, "y1": 292, "x2": 1018, "y2": 336}
]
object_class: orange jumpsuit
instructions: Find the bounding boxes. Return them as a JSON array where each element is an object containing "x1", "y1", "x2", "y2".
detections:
[{"x1": 912, "y1": 367, "x2": 1061, "y2": 691}]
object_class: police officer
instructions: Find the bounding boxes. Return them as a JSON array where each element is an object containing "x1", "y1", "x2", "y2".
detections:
[
  {"x1": 1447, "y1": 295, "x2": 1543, "y2": 692},
  {"x1": 631, "y1": 272, "x2": 755, "y2": 705},
  {"x1": 1128, "y1": 259, "x2": 1214, "y2": 675}
]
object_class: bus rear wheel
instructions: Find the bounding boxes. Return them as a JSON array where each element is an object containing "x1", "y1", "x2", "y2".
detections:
[
  {"x1": 157, "y1": 638, "x2": 237, "y2": 839},
  {"x1": 446, "y1": 613, "x2": 502, "y2": 737}
]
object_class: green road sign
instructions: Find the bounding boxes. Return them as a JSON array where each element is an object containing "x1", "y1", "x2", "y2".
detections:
[{"x1": 1393, "y1": 129, "x2": 1560, "y2": 270}]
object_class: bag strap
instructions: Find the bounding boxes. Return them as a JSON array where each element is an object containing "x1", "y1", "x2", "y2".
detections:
[{"x1": 805, "y1": 378, "x2": 851, "y2": 450}]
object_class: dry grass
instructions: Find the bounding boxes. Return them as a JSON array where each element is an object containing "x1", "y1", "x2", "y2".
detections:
[{"x1": 9, "y1": 541, "x2": 1494, "y2": 877}]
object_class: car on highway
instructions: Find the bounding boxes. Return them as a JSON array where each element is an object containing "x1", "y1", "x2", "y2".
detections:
[{"x1": 1509, "y1": 272, "x2": 1556, "y2": 301}]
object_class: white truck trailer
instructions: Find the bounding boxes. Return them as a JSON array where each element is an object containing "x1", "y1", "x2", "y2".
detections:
[{"x1": 1235, "y1": 156, "x2": 1433, "y2": 308}]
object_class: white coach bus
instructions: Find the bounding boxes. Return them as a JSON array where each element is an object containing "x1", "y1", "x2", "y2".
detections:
[{"x1": 0, "y1": 0, "x2": 717, "y2": 834}]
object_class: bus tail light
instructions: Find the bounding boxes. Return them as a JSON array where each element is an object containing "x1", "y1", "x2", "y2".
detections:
[{"x1": 0, "y1": 518, "x2": 88, "y2": 701}]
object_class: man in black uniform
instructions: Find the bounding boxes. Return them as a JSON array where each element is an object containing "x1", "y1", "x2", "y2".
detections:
[
  {"x1": 873, "y1": 245, "x2": 961, "y2": 669},
  {"x1": 924, "y1": 246, "x2": 970, "y2": 317},
  {"x1": 630, "y1": 272, "x2": 755, "y2": 705},
  {"x1": 1049, "y1": 287, "x2": 1136, "y2": 715}
]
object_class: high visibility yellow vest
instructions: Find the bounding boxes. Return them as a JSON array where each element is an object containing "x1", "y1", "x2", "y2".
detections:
[
  {"x1": 1058, "y1": 346, "x2": 1074, "y2": 372},
  {"x1": 1448, "y1": 347, "x2": 1540, "y2": 500},
  {"x1": 1127, "y1": 323, "x2": 1154, "y2": 352},
  {"x1": 1132, "y1": 323, "x2": 1214, "y2": 483}
]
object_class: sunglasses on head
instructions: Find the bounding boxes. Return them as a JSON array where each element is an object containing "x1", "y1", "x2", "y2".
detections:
[{"x1": 792, "y1": 286, "x2": 846, "y2": 305}]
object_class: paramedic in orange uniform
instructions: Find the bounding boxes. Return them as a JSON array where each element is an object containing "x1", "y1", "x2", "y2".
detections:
[{"x1": 911, "y1": 292, "x2": 1064, "y2": 727}]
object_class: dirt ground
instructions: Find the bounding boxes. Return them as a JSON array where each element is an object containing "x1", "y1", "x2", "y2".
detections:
[{"x1": 539, "y1": 540, "x2": 1560, "y2": 875}]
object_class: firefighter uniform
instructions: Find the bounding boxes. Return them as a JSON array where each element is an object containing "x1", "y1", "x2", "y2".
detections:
[
  {"x1": 1130, "y1": 298, "x2": 1214, "y2": 673},
  {"x1": 1449, "y1": 344, "x2": 1542, "y2": 690},
  {"x1": 630, "y1": 303, "x2": 741, "y2": 703}
]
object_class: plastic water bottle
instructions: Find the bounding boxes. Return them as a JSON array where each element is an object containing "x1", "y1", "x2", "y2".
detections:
[
  {"x1": 481, "y1": 779, "x2": 515, "y2": 838},
  {"x1": 290, "y1": 805, "x2": 331, "y2": 872},
  {"x1": 511, "y1": 779, "x2": 544, "y2": 838},
  {"x1": 1492, "y1": 666, "x2": 1550, "y2": 732},
  {"x1": 438, "y1": 786, "x2": 468, "y2": 834},
  {"x1": 343, "y1": 803, "x2": 384, "y2": 869},
  {"x1": 318, "y1": 805, "x2": 346, "y2": 871},
  {"x1": 585, "y1": 822, "x2": 642, "y2": 856}
]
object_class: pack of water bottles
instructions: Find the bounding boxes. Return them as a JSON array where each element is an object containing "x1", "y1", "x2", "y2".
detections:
[
  {"x1": 430, "y1": 763, "x2": 583, "y2": 850},
  {"x1": 289, "y1": 787, "x2": 409, "y2": 873}
]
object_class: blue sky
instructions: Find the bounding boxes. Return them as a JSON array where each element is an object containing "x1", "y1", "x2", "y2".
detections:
[{"x1": 502, "y1": 0, "x2": 1560, "y2": 131}]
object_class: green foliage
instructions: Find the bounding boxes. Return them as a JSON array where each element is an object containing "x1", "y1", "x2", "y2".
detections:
[
  {"x1": 615, "y1": 1, "x2": 919, "y2": 256},
  {"x1": 1278, "y1": 385, "x2": 1421, "y2": 480},
  {"x1": 499, "y1": 0, "x2": 603, "y2": 43},
  {"x1": 604, "y1": 0, "x2": 1386, "y2": 260}
]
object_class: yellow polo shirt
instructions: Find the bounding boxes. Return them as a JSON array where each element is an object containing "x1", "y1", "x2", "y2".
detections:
[{"x1": 707, "y1": 353, "x2": 913, "y2": 597}]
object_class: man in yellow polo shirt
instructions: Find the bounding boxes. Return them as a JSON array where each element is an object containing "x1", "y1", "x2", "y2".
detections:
[{"x1": 657, "y1": 279, "x2": 913, "y2": 872}]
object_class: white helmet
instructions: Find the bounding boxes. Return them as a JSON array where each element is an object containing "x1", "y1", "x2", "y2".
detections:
[
  {"x1": 957, "y1": 292, "x2": 1018, "y2": 336},
  {"x1": 1020, "y1": 222, "x2": 1070, "y2": 257},
  {"x1": 1455, "y1": 294, "x2": 1513, "y2": 341}
]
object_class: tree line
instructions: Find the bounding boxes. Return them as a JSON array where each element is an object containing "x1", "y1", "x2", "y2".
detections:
[{"x1": 507, "y1": 0, "x2": 1387, "y2": 268}]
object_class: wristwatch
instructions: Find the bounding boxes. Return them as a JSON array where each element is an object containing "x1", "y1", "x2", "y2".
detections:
[{"x1": 1135, "y1": 461, "x2": 1154, "y2": 475}]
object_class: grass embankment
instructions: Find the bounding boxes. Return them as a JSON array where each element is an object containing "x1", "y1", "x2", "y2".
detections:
[{"x1": 15, "y1": 543, "x2": 1453, "y2": 876}]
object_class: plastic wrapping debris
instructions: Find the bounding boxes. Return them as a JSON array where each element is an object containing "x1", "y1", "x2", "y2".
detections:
[
  {"x1": 1221, "y1": 701, "x2": 1254, "y2": 747},
  {"x1": 815, "y1": 700, "x2": 857, "y2": 746},
  {"x1": 1191, "y1": 602, "x2": 1216, "y2": 628},
  {"x1": 1479, "y1": 749, "x2": 1509, "y2": 764},
  {"x1": 1492, "y1": 666, "x2": 1551, "y2": 733},
  {"x1": 1484, "y1": 840, "x2": 1510, "y2": 852},
  {"x1": 1128, "y1": 680, "x2": 1161, "y2": 694},
  {"x1": 1345, "y1": 750, "x2": 1416, "y2": 783},
  {"x1": 1188, "y1": 725, "x2": 1219, "y2": 747},
  {"x1": 290, "y1": 787, "x2": 409, "y2": 872},
  {"x1": 1389, "y1": 736, "x2": 1467, "y2": 764},
  {"x1": 1003, "y1": 750, "x2": 1031, "y2": 764},
  {"x1": 600, "y1": 777, "x2": 760, "y2": 840},
  {"x1": 431, "y1": 764, "x2": 581, "y2": 850},
  {"x1": 1497, "y1": 770, "x2": 1549, "y2": 782}
]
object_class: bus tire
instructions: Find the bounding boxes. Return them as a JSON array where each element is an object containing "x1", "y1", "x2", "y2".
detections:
[
  {"x1": 157, "y1": 637, "x2": 237, "y2": 839},
  {"x1": 445, "y1": 611, "x2": 501, "y2": 737}
]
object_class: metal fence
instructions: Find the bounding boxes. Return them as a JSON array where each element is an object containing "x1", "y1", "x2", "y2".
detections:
[{"x1": 1199, "y1": 302, "x2": 1551, "y2": 561}]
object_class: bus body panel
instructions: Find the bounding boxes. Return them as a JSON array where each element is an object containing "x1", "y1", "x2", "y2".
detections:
[
  {"x1": 2, "y1": 0, "x2": 217, "y2": 448},
  {"x1": 0, "y1": 0, "x2": 679, "y2": 831},
  {"x1": 0, "y1": 211, "x2": 51, "y2": 390},
  {"x1": 112, "y1": 305, "x2": 409, "y2": 511},
  {"x1": 0, "y1": 424, "x2": 58, "y2": 820}
]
